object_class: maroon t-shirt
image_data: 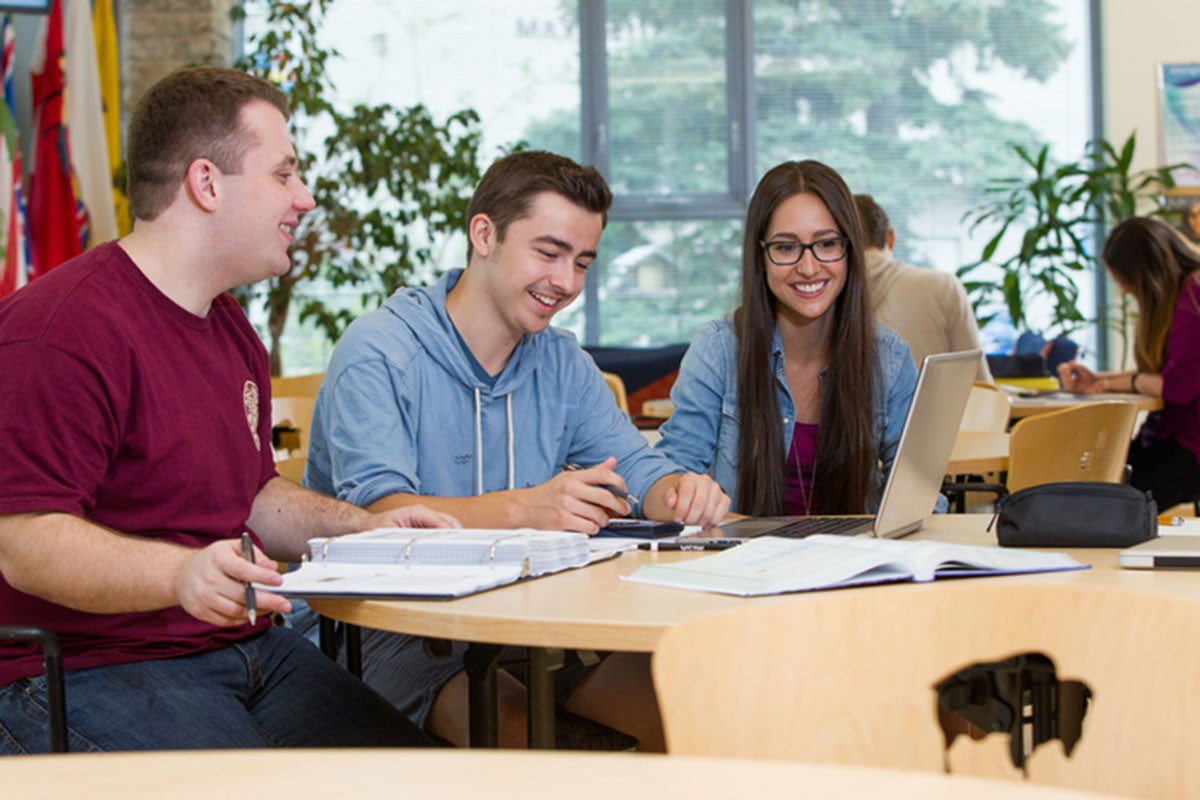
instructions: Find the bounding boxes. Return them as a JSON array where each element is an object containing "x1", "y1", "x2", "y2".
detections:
[
  {"x1": 0, "y1": 242, "x2": 277, "y2": 686},
  {"x1": 1148, "y1": 273, "x2": 1200, "y2": 462}
]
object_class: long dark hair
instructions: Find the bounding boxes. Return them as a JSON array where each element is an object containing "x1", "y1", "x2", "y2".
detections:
[
  {"x1": 733, "y1": 161, "x2": 877, "y2": 515},
  {"x1": 1103, "y1": 217, "x2": 1200, "y2": 373}
]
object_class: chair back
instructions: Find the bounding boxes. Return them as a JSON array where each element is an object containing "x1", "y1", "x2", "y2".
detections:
[
  {"x1": 601, "y1": 372, "x2": 630, "y2": 415},
  {"x1": 270, "y1": 395, "x2": 317, "y2": 458},
  {"x1": 652, "y1": 582, "x2": 1200, "y2": 797},
  {"x1": 960, "y1": 382, "x2": 1012, "y2": 432},
  {"x1": 276, "y1": 454, "x2": 307, "y2": 484},
  {"x1": 269, "y1": 372, "x2": 325, "y2": 399},
  {"x1": 1006, "y1": 401, "x2": 1137, "y2": 492},
  {"x1": 269, "y1": 372, "x2": 323, "y2": 459}
]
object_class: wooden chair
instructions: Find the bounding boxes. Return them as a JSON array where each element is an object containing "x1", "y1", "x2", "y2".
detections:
[
  {"x1": 276, "y1": 454, "x2": 307, "y2": 484},
  {"x1": 269, "y1": 372, "x2": 323, "y2": 459},
  {"x1": 600, "y1": 371, "x2": 630, "y2": 415},
  {"x1": 652, "y1": 581, "x2": 1200, "y2": 797},
  {"x1": 270, "y1": 395, "x2": 317, "y2": 458},
  {"x1": 944, "y1": 400, "x2": 1138, "y2": 510},
  {"x1": 960, "y1": 382, "x2": 1013, "y2": 432},
  {"x1": 1006, "y1": 401, "x2": 1137, "y2": 492},
  {"x1": 944, "y1": 383, "x2": 1014, "y2": 511},
  {"x1": 269, "y1": 372, "x2": 325, "y2": 399}
]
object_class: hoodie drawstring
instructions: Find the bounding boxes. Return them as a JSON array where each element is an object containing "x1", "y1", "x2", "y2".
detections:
[
  {"x1": 505, "y1": 394, "x2": 515, "y2": 490},
  {"x1": 473, "y1": 388, "x2": 516, "y2": 495}
]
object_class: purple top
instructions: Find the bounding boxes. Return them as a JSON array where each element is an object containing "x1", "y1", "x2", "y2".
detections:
[
  {"x1": 785, "y1": 422, "x2": 819, "y2": 515},
  {"x1": 1143, "y1": 273, "x2": 1200, "y2": 462}
]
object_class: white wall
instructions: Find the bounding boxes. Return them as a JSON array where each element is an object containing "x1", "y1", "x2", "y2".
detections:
[
  {"x1": 1098, "y1": 0, "x2": 1200, "y2": 368},
  {"x1": 1103, "y1": 0, "x2": 1200, "y2": 172}
]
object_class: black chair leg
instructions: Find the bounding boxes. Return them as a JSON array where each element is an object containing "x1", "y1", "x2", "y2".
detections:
[{"x1": 0, "y1": 626, "x2": 68, "y2": 752}]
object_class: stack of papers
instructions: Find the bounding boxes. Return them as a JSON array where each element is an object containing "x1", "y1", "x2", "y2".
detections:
[
  {"x1": 308, "y1": 527, "x2": 591, "y2": 576},
  {"x1": 623, "y1": 534, "x2": 1087, "y2": 597},
  {"x1": 271, "y1": 528, "x2": 592, "y2": 600}
]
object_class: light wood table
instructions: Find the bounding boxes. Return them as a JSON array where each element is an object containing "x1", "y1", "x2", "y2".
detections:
[
  {"x1": 947, "y1": 430, "x2": 1009, "y2": 473},
  {"x1": 311, "y1": 515, "x2": 1194, "y2": 747},
  {"x1": 2, "y1": 748, "x2": 1127, "y2": 800},
  {"x1": 313, "y1": 515, "x2": 1200, "y2": 653},
  {"x1": 1009, "y1": 391, "x2": 1162, "y2": 420}
]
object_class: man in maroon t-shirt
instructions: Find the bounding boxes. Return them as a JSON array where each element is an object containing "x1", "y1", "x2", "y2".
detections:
[{"x1": 0, "y1": 67, "x2": 457, "y2": 753}]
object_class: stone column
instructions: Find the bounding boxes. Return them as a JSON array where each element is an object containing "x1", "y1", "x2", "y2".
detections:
[{"x1": 119, "y1": 0, "x2": 237, "y2": 116}]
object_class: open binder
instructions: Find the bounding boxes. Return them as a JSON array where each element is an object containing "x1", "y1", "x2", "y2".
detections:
[{"x1": 271, "y1": 528, "x2": 592, "y2": 600}]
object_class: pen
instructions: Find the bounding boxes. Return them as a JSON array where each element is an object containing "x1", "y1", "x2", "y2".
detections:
[
  {"x1": 561, "y1": 461, "x2": 640, "y2": 506},
  {"x1": 240, "y1": 531, "x2": 257, "y2": 625},
  {"x1": 1159, "y1": 515, "x2": 1187, "y2": 526},
  {"x1": 638, "y1": 539, "x2": 743, "y2": 551}
]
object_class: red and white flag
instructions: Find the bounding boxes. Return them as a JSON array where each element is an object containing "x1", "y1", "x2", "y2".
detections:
[
  {"x1": 27, "y1": 0, "x2": 86, "y2": 279},
  {"x1": 0, "y1": 14, "x2": 29, "y2": 298}
]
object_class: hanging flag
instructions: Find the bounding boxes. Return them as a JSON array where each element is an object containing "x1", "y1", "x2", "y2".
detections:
[
  {"x1": 0, "y1": 14, "x2": 29, "y2": 298},
  {"x1": 93, "y1": 0, "x2": 127, "y2": 236},
  {"x1": 27, "y1": 0, "x2": 85, "y2": 278},
  {"x1": 64, "y1": 0, "x2": 115, "y2": 247}
]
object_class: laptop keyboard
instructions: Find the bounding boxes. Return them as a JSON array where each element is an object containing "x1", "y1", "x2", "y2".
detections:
[{"x1": 767, "y1": 517, "x2": 874, "y2": 538}]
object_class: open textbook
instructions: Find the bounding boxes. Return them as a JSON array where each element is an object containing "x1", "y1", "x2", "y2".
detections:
[
  {"x1": 623, "y1": 534, "x2": 1087, "y2": 597},
  {"x1": 270, "y1": 528, "x2": 592, "y2": 600}
]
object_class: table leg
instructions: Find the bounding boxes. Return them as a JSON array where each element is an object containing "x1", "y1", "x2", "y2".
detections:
[
  {"x1": 464, "y1": 643, "x2": 503, "y2": 748},
  {"x1": 527, "y1": 647, "x2": 561, "y2": 749},
  {"x1": 344, "y1": 624, "x2": 362, "y2": 678},
  {"x1": 318, "y1": 616, "x2": 338, "y2": 661}
]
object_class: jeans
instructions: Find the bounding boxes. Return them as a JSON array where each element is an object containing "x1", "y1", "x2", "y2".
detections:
[{"x1": 0, "y1": 627, "x2": 432, "y2": 754}]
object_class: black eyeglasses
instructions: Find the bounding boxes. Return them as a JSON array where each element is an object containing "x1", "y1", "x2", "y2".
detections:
[{"x1": 761, "y1": 236, "x2": 848, "y2": 266}]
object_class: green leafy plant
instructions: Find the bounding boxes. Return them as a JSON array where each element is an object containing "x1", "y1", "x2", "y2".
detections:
[
  {"x1": 959, "y1": 133, "x2": 1190, "y2": 340},
  {"x1": 232, "y1": 0, "x2": 484, "y2": 375}
]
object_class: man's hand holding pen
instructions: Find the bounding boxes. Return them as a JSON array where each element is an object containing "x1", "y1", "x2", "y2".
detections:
[{"x1": 174, "y1": 536, "x2": 289, "y2": 628}]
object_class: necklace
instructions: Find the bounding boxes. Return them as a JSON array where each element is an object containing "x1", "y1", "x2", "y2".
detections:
[{"x1": 789, "y1": 425, "x2": 817, "y2": 516}]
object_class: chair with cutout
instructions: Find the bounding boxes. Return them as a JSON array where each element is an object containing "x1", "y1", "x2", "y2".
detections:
[{"x1": 652, "y1": 581, "x2": 1200, "y2": 797}]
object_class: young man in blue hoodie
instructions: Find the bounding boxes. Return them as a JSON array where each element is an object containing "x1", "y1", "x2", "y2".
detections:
[{"x1": 301, "y1": 151, "x2": 731, "y2": 748}]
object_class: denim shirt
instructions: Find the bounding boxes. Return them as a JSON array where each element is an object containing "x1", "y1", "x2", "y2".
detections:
[{"x1": 654, "y1": 317, "x2": 918, "y2": 513}]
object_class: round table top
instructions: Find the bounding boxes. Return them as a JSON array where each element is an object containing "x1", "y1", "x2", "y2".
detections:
[
  {"x1": 2, "y1": 748, "x2": 1123, "y2": 800},
  {"x1": 310, "y1": 514, "x2": 1200, "y2": 653}
]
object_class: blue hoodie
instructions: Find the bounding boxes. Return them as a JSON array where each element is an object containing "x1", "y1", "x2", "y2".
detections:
[{"x1": 305, "y1": 269, "x2": 682, "y2": 512}]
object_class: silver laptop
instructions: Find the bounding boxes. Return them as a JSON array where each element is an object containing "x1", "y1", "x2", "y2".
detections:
[
  {"x1": 716, "y1": 349, "x2": 981, "y2": 541},
  {"x1": 1119, "y1": 536, "x2": 1200, "y2": 569}
]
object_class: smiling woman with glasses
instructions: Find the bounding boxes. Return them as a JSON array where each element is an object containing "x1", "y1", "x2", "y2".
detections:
[{"x1": 655, "y1": 160, "x2": 919, "y2": 516}]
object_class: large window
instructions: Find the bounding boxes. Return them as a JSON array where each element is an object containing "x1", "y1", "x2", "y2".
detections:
[{"x1": 245, "y1": 1, "x2": 1097, "y2": 371}]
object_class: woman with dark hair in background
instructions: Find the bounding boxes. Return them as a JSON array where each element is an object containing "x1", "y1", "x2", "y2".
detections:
[
  {"x1": 1059, "y1": 217, "x2": 1200, "y2": 509},
  {"x1": 655, "y1": 160, "x2": 917, "y2": 515}
]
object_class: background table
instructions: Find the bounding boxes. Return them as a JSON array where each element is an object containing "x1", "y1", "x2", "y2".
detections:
[
  {"x1": 948, "y1": 430, "x2": 1009, "y2": 473},
  {"x1": 2, "y1": 748, "x2": 1126, "y2": 800},
  {"x1": 1009, "y1": 391, "x2": 1162, "y2": 419}
]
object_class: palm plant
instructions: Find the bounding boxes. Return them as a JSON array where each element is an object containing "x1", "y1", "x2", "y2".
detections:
[{"x1": 960, "y1": 133, "x2": 1189, "y2": 346}]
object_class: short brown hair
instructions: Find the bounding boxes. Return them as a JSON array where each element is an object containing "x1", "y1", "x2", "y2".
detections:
[
  {"x1": 126, "y1": 67, "x2": 290, "y2": 222},
  {"x1": 853, "y1": 194, "x2": 890, "y2": 250},
  {"x1": 465, "y1": 151, "x2": 612, "y2": 259}
]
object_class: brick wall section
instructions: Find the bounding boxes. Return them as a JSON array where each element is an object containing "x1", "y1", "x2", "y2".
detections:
[{"x1": 119, "y1": 0, "x2": 236, "y2": 116}]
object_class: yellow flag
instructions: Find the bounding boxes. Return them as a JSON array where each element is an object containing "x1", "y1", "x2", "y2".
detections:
[{"x1": 93, "y1": 0, "x2": 128, "y2": 235}]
